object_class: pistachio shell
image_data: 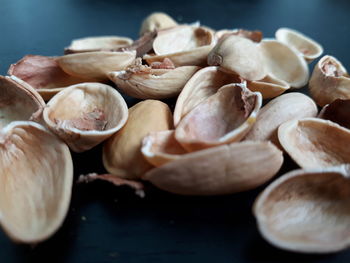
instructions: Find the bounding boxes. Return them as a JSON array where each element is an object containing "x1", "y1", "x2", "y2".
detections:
[
  {"x1": 109, "y1": 61, "x2": 200, "y2": 99},
  {"x1": 278, "y1": 118, "x2": 350, "y2": 168},
  {"x1": 140, "y1": 12, "x2": 177, "y2": 36},
  {"x1": 309, "y1": 55, "x2": 350, "y2": 106},
  {"x1": 175, "y1": 83, "x2": 262, "y2": 152},
  {"x1": 246, "y1": 74, "x2": 290, "y2": 99},
  {"x1": 319, "y1": 99, "x2": 350, "y2": 129},
  {"x1": 215, "y1": 29, "x2": 262, "y2": 43},
  {"x1": 173, "y1": 66, "x2": 241, "y2": 126},
  {"x1": 121, "y1": 31, "x2": 157, "y2": 57},
  {"x1": 208, "y1": 35, "x2": 266, "y2": 81},
  {"x1": 141, "y1": 130, "x2": 187, "y2": 167},
  {"x1": 0, "y1": 75, "x2": 45, "y2": 128},
  {"x1": 275, "y1": 28, "x2": 323, "y2": 63},
  {"x1": 254, "y1": 165, "x2": 350, "y2": 253},
  {"x1": 245, "y1": 93, "x2": 318, "y2": 145},
  {"x1": 260, "y1": 39, "x2": 309, "y2": 88},
  {"x1": 43, "y1": 83, "x2": 128, "y2": 152},
  {"x1": 0, "y1": 121, "x2": 73, "y2": 243},
  {"x1": 64, "y1": 36, "x2": 133, "y2": 54},
  {"x1": 57, "y1": 51, "x2": 136, "y2": 80},
  {"x1": 103, "y1": 100, "x2": 173, "y2": 180},
  {"x1": 143, "y1": 141, "x2": 283, "y2": 195},
  {"x1": 8, "y1": 55, "x2": 95, "y2": 100}
]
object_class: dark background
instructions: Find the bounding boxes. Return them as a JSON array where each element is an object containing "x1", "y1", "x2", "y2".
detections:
[{"x1": 1, "y1": 0, "x2": 350, "y2": 262}]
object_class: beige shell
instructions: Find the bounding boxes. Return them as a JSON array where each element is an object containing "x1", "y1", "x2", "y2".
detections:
[
  {"x1": 143, "y1": 141, "x2": 283, "y2": 195},
  {"x1": 144, "y1": 25, "x2": 215, "y2": 66},
  {"x1": 246, "y1": 74, "x2": 290, "y2": 99},
  {"x1": 245, "y1": 93, "x2": 318, "y2": 145},
  {"x1": 8, "y1": 55, "x2": 95, "y2": 101},
  {"x1": 278, "y1": 118, "x2": 350, "y2": 168},
  {"x1": 140, "y1": 12, "x2": 177, "y2": 36},
  {"x1": 64, "y1": 36, "x2": 133, "y2": 54},
  {"x1": 215, "y1": 29, "x2": 262, "y2": 43},
  {"x1": 103, "y1": 100, "x2": 173, "y2": 180},
  {"x1": 175, "y1": 83, "x2": 261, "y2": 151},
  {"x1": 254, "y1": 165, "x2": 350, "y2": 253},
  {"x1": 57, "y1": 51, "x2": 136, "y2": 81},
  {"x1": 0, "y1": 75, "x2": 45, "y2": 128},
  {"x1": 173, "y1": 66, "x2": 240, "y2": 126},
  {"x1": 43, "y1": 83, "x2": 128, "y2": 152},
  {"x1": 0, "y1": 121, "x2": 73, "y2": 243},
  {"x1": 309, "y1": 55, "x2": 350, "y2": 106},
  {"x1": 260, "y1": 39, "x2": 309, "y2": 88},
  {"x1": 109, "y1": 61, "x2": 200, "y2": 99},
  {"x1": 319, "y1": 99, "x2": 350, "y2": 129},
  {"x1": 208, "y1": 35, "x2": 266, "y2": 81},
  {"x1": 275, "y1": 28, "x2": 323, "y2": 63},
  {"x1": 141, "y1": 130, "x2": 187, "y2": 167}
]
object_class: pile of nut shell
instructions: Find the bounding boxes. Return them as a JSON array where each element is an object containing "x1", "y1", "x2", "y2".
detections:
[{"x1": 1, "y1": 12, "x2": 350, "y2": 254}]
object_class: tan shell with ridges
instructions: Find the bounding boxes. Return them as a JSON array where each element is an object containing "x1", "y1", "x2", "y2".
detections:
[
  {"x1": 254, "y1": 165, "x2": 350, "y2": 253},
  {"x1": 103, "y1": 100, "x2": 173, "y2": 180},
  {"x1": 0, "y1": 121, "x2": 73, "y2": 243},
  {"x1": 173, "y1": 66, "x2": 240, "y2": 126},
  {"x1": 175, "y1": 83, "x2": 262, "y2": 152},
  {"x1": 309, "y1": 55, "x2": 350, "y2": 107},
  {"x1": 278, "y1": 118, "x2": 350, "y2": 168},
  {"x1": 143, "y1": 141, "x2": 283, "y2": 195},
  {"x1": 43, "y1": 83, "x2": 128, "y2": 152}
]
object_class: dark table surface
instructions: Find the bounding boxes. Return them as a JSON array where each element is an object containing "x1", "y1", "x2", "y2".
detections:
[{"x1": 1, "y1": 0, "x2": 350, "y2": 262}]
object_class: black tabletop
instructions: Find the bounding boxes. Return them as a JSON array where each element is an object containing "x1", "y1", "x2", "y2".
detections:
[{"x1": 1, "y1": 0, "x2": 350, "y2": 262}]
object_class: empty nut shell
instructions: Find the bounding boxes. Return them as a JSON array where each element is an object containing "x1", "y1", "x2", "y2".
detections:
[
  {"x1": 319, "y1": 99, "x2": 350, "y2": 129},
  {"x1": 246, "y1": 74, "x2": 290, "y2": 99},
  {"x1": 139, "y1": 12, "x2": 177, "y2": 36}
]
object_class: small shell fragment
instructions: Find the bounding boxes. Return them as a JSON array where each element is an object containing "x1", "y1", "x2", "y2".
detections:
[
  {"x1": 260, "y1": 39, "x2": 309, "y2": 88},
  {"x1": 278, "y1": 118, "x2": 350, "y2": 168},
  {"x1": 57, "y1": 51, "x2": 136, "y2": 80},
  {"x1": 254, "y1": 165, "x2": 350, "y2": 253},
  {"x1": 245, "y1": 93, "x2": 318, "y2": 145},
  {"x1": 139, "y1": 12, "x2": 177, "y2": 36},
  {"x1": 0, "y1": 75, "x2": 45, "y2": 128},
  {"x1": 208, "y1": 35, "x2": 266, "y2": 81},
  {"x1": 109, "y1": 58, "x2": 200, "y2": 99},
  {"x1": 173, "y1": 66, "x2": 241, "y2": 126},
  {"x1": 275, "y1": 27, "x2": 323, "y2": 63},
  {"x1": 141, "y1": 130, "x2": 187, "y2": 167},
  {"x1": 309, "y1": 55, "x2": 350, "y2": 106},
  {"x1": 175, "y1": 83, "x2": 262, "y2": 152},
  {"x1": 8, "y1": 55, "x2": 95, "y2": 100},
  {"x1": 319, "y1": 99, "x2": 350, "y2": 129},
  {"x1": 103, "y1": 100, "x2": 173, "y2": 180},
  {"x1": 246, "y1": 74, "x2": 290, "y2": 99},
  {"x1": 43, "y1": 83, "x2": 128, "y2": 152},
  {"x1": 0, "y1": 121, "x2": 73, "y2": 243},
  {"x1": 143, "y1": 141, "x2": 283, "y2": 195},
  {"x1": 64, "y1": 36, "x2": 133, "y2": 54}
]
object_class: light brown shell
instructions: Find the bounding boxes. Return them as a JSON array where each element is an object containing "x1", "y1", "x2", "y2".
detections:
[
  {"x1": 0, "y1": 75, "x2": 45, "y2": 128},
  {"x1": 175, "y1": 83, "x2": 262, "y2": 151},
  {"x1": 43, "y1": 83, "x2": 128, "y2": 152},
  {"x1": 173, "y1": 66, "x2": 240, "y2": 126},
  {"x1": 246, "y1": 74, "x2": 290, "y2": 99},
  {"x1": 141, "y1": 130, "x2": 187, "y2": 167},
  {"x1": 245, "y1": 93, "x2": 318, "y2": 145},
  {"x1": 0, "y1": 121, "x2": 73, "y2": 243},
  {"x1": 319, "y1": 99, "x2": 350, "y2": 129},
  {"x1": 143, "y1": 141, "x2": 283, "y2": 195},
  {"x1": 103, "y1": 100, "x2": 173, "y2": 180},
  {"x1": 139, "y1": 12, "x2": 177, "y2": 36},
  {"x1": 215, "y1": 29, "x2": 262, "y2": 43},
  {"x1": 275, "y1": 28, "x2": 323, "y2": 63},
  {"x1": 254, "y1": 165, "x2": 350, "y2": 253},
  {"x1": 8, "y1": 55, "x2": 95, "y2": 101},
  {"x1": 208, "y1": 35, "x2": 266, "y2": 81},
  {"x1": 144, "y1": 25, "x2": 215, "y2": 66},
  {"x1": 109, "y1": 64, "x2": 200, "y2": 99},
  {"x1": 260, "y1": 39, "x2": 309, "y2": 88},
  {"x1": 309, "y1": 55, "x2": 350, "y2": 107},
  {"x1": 57, "y1": 51, "x2": 136, "y2": 81},
  {"x1": 64, "y1": 36, "x2": 133, "y2": 54},
  {"x1": 278, "y1": 118, "x2": 350, "y2": 168}
]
